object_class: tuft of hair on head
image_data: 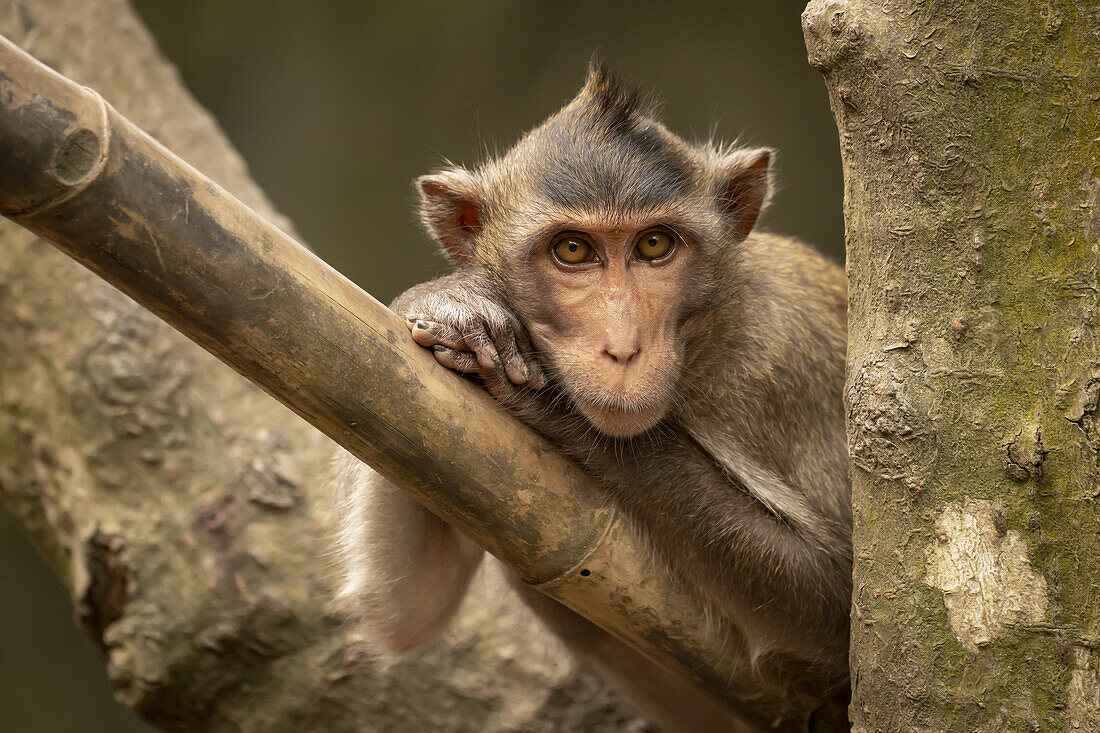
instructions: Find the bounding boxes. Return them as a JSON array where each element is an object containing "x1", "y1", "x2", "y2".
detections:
[{"x1": 573, "y1": 54, "x2": 657, "y2": 133}]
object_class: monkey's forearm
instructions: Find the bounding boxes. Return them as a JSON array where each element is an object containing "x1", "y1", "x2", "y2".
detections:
[
  {"x1": 333, "y1": 456, "x2": 483, "y2": 653},
  {"x1": 570, "y1": 432, "x2": 850, "y2": 673}
]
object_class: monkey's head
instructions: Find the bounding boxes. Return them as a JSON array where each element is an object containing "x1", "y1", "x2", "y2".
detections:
[{"x1": 416, "y1": 60, "x2": 772, "y2": 438}]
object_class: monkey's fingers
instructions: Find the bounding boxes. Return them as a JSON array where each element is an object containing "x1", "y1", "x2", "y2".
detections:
[
  {"x1": 407, "y1": 319, "x2": 468, "y2": 351},
  {"x1": 431, "y1": 345, "x2": 480, "y2": 374},
  {"x1": 512, "y1": 329, "x2": 546, "y2": 390},
  {"x1": 491, "y1": 328, "x2": 533, "y2": 386},
  {"x1": 461, "y1": 323, "x2": 503, "y2": 373}
]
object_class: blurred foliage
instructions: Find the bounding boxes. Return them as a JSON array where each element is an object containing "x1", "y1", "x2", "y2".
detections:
[
  {"x1": 131, "y1": 0, "x2": 843, "y2": 302},
  {"x1": 1, "y1": 2, "x2": 842, "y2": 730},
  {"x1": 0, "y1": 511, "x2": 155, "y2": 732}
]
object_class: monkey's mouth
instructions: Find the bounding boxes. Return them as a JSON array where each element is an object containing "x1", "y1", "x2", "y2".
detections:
[{"x1": 577, "y1": 400, "x2": 666, "y2": 438}]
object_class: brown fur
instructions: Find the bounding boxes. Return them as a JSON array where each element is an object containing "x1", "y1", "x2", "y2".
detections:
[{"x1": 334, "y1": 59, "x2": 850, "y2": 729}]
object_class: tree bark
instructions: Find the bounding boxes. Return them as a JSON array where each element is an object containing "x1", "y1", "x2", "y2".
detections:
[
  {"x1": 804, "y1": 1, "x2": 1099, "y2": 730},
  {"x1": 0, "y1": 1, "x2": 646, "y2": 730}
]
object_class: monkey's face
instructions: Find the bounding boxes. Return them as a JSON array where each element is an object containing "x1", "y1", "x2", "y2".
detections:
[
  {"x1": 506, "y1": 218, "x2": 702, "y2": 438},
  {"x1": 414, "y1": 64, "x2": 773, "y2": 438}
]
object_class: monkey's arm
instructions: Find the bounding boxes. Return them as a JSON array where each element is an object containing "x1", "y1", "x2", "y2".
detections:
[
  {"x1": 330, "y1": 272, "x2": 544, "y2": 654},
  {"x1": 576, "y1": 430, "x2": 851, "y2": 686},
  {"x1": 331, "y1": 440, "x2": 483, "y2": 653},
  {"x1": 340, "y1": 272, "x2": 518, "y2": 652}
]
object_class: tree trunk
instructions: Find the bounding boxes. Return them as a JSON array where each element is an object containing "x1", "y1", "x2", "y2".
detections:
[
  {"x1": 0, "y1": 1, "x2": 644, "y2": 730},
  {"x1": 804, "y1": 1, "x2": 1099, "y2": 730}
]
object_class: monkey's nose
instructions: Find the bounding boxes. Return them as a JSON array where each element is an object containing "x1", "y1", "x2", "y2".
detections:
[{"x1": 602, "y1": 344, "x2": 642, "y2": 367}]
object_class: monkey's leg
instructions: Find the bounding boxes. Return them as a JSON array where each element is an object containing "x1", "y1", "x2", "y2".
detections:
[{"x1": 331, "y1": 451, "x2": 484, "y2": 653}]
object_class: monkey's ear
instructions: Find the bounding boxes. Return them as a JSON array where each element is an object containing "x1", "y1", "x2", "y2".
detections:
[
  {"x1": 714, "y1": 148, "x2": 774, "y2": 240},
  {"x1": 416, "y1": 169, "x2": 485, "y2": 265}
]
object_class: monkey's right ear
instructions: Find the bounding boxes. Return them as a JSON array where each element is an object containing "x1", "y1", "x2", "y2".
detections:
[{"x1": 416, "y1": 169, "x2": 485, "y2": 265}]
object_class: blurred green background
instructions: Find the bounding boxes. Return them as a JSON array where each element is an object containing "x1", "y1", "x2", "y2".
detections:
[{"x1": 1, "y1": 2, "x2": 842, "y2": 731}]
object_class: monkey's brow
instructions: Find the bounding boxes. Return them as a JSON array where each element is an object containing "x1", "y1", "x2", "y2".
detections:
[{"x1": 514, "y1": 217, "x2": 707, "y2": 258}]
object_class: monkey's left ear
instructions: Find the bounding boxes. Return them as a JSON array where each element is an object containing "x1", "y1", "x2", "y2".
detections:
[
  {"x1": 714, "y1": 148, "x2": 774, "y2": 240},
  {"x1": 416, "y1": 168, "x2": 486, "y2": 265}
]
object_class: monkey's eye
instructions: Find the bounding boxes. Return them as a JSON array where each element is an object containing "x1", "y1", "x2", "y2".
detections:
[
  {"x1": 634, "y1": 230, "x2": 674, "y2": 261},
  {"x1": 552, "y1": 235, "x2": 593, "y2": 265}
]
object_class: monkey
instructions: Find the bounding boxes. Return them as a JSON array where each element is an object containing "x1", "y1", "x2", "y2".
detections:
[{"x1": 332, "y1": 59, "x2": 851, "y2": 731}]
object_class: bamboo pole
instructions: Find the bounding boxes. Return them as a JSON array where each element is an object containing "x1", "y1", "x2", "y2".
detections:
[{"x1": 0, "y1": 33, "x2": 825, "y2": 728}]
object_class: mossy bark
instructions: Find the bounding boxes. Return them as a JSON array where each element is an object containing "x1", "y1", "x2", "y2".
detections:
[
  {"x1": 804, "y1": 1, "x2": 1099, "y2": 729},
  {"x1": 0, "y1": 1, "x2": 645, "y2": 730}
]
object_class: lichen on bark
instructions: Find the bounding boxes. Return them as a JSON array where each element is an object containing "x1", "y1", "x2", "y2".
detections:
[{"x1": 924, "y1": 498, "x2": 1049, "y2": 653}]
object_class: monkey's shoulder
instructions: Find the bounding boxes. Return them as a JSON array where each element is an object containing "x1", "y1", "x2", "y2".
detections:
[
  {"x1": 693, "y1": 231, "x2": 846, "y2": 405},
  {"x1": 740, "y1": 232, "x2": 845, "y2": 306}
]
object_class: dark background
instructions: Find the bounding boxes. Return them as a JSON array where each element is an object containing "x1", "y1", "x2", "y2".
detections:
[{"x1": 0, "y1": 2, "x2": 842, "y2": 730}]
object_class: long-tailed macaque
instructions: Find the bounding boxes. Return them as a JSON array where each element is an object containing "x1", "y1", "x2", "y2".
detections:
[{"x1": 333, "y1": 60, "x2": 850, "y2": 731}]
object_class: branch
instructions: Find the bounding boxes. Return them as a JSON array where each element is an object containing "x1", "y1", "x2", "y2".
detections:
[{"x1": 0, "y1": 24, "x2": 827, "y2": 731}]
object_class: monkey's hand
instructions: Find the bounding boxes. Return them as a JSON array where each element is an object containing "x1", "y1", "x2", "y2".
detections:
[{"x1": 393, "y1": 270, "x2": 546, "y2": 398}]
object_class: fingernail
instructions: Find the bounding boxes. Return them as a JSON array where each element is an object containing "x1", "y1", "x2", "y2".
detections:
[
  {"x1": 416, "y1": 321, "x2": 429, "y2": 330},
  {"x1": 433, "y1": 344, "x2": 448, "y2": 353}
]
